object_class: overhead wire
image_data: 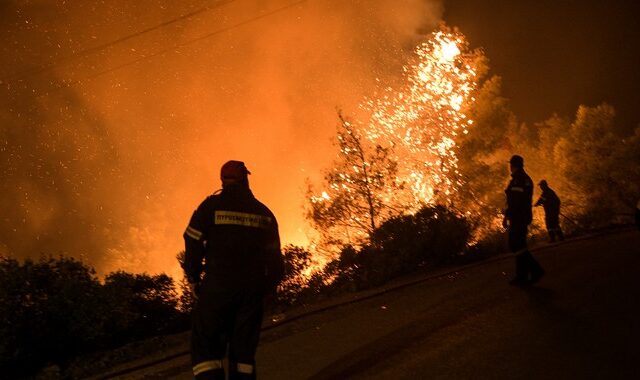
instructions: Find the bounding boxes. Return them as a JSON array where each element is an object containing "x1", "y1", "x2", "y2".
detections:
[
  {"x1": 79, "y1": 0, "x2": 309, "y2": 83},
  {"x1": 19, "y1": 0, "x2": 310, "y2": 96},
  {"x1": 5, "y1": 0, "x2": 239, "y2": 83}
]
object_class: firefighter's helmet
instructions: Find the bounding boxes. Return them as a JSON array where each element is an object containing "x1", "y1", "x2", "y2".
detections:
[
  {"x1": 220, "y1": 160, "x2": 250, "y2": 182},
  {"x1": 509, "y1": 155, "x2": 524, "y2": 168}
]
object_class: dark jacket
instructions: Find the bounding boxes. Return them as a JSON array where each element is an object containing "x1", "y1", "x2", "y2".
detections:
[
  {"x1": 505, "y1": 169, "x2": 534, "y2": 225},
  {"x1": 182, "y1": 186, "x2": 283, "y2": 292},
  {"x1": 535, "y1": 187, "x2": 561, "y2": 216}
]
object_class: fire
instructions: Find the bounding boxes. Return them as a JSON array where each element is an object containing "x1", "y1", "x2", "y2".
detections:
[
  {"x1": 438, "y1": 40, "x2": 462, "y2": 63},
  {"x1": 363, "y1": 26, "x2": 479, "y2": 210},
  {"x1": 308, "y1": 26, "x2": 482, "y2": 250}
]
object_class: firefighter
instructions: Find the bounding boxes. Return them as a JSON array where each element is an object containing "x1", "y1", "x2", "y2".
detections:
[
  {"x1": 182, "y1": 160, "x2": 284, "y2": 380},
  {"x1": 502, "y1": 155, "x2": 545, "y2": 286},
  {"x1": 534, "y1": 180, "x2": 564, "y2": 242}
]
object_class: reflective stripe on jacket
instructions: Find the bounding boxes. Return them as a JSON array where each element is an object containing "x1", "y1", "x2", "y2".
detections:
[
  {"x1": 182, "y1": 186, "x2": 283, "y2": 291},
  {"x1": 505, "y1": 169, "x2": 534, "y2": 225}
]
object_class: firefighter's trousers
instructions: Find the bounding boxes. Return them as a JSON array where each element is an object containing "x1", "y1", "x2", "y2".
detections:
[
  {"x1": 191, "y1": 287, "x2": 263, "y2": 380},
  {"x1": 508, "y1": 222, "x2": 544, "y2": 281},
  {"x1": 544, "y1": 213, "x2": 564, "y2": 242}
]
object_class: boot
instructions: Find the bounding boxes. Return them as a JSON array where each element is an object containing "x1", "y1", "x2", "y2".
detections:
[
  {"x1": 229, "y1": 362, "x2": 256, "y2": 380},
  {"x1": 524, "y1": 251, "x2": 545, "y2": 284},
  {"x1": 509, "y1": 253, "x2": 530, "y2": 286},
  {"x1": 195, "y1": 369, "x2": 225, "y2": 380}
]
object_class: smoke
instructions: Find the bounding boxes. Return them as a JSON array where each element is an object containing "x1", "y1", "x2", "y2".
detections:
[{"x1": 0, "y1": 0, "x2": 442, "y2": 276}]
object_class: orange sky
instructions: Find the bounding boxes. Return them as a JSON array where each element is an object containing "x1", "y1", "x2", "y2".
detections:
[{"x1": 1, "y1": 0, "x2": 443, "y2": 278}]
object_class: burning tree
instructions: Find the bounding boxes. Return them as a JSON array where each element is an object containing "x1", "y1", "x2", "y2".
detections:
[
  {"x1": 363, "y1": 25, "x2": 484, "y2": 209},
  {"x1": 511, "y1": 103, "x2": 640, "y2": 227},
  {"x1": 308, "y1": 22, "x2": 640, "y2": 267},
  {"x1": 308, "y1": 25, "x2": 489, "y2": 250},
  {"x1": 306, "y1": 112, "x2": 401, "y2": 249}
]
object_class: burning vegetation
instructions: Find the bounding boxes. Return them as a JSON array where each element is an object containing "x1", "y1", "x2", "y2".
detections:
[
  {"x1": 2, "y1": 6, "x2": 640, "y2": 376},
  {"x1": 307, "y1": 24, "x2": 640, "y2": 263},
  {"x1": 307, "y1": 25, "x2": 483, "y2": 252}
]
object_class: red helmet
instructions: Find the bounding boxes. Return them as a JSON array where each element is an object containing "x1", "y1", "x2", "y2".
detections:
[
  {"x1": 509, "y1": 155, "x2": 524, "y2": 168},
  {"x1": 220, "y1": 160, "x2": 250, "y2": 182}
]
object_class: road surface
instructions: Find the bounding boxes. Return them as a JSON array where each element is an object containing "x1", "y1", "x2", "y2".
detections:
[{"x1": 126, "y1": 229, "x2": 640, "y2": 379}]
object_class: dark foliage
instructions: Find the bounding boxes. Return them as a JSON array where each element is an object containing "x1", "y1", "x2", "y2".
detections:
[
  {"x1": 175, "y1": 251, "x2": 197, "y2": 315},
  {"x1": 0, "y1": 256, "x2": 184, "y2": 378},
  {"x1": 286, "y1": 205, "x2": 474, "y2": 301},
  {"x1": 0, "y1": 206, "x2": 484, "y2": 377},
  {"x1": 0, "y1": 257, "x2": 106, "y2": 376},
  {"x1": 276, "y1": 245, "x2": 313, "y2": 305},
  {"x1": 326, "y1": 205, "x2": 471, "y2": 290},
  {"x1": 102, "y1": 271, "x2": 182, "y2": 345}
]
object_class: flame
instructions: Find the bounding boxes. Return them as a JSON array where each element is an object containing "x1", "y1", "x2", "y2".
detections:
[
  {"x1": 363, "y1": 27, "x2": 478, "y2": 210},
  {"x1": 438, "y1": 40, "x2": 461, "y2": 62},
  {"x1": 309, "y1": 26, "x2": 481, "y2": 250}
]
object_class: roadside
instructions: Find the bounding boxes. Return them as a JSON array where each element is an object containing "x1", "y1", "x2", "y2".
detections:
[{"x1": 67, "y1": 224, "x2": 636, "y2": 379}]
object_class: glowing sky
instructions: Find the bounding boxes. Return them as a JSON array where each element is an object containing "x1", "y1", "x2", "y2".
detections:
[
  {"x1": 1, "y1": 0, "x2": 442, "y2": 277},
  {"x1": 2, "y1": 0, "x2": 638, "y2": 278}
]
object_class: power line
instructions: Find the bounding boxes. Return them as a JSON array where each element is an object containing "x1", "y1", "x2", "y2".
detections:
[
  {"x1": 6, "y1": 0, "x2": 238, "y2": 83},
  {"x1": 39, "y1": 0, "x2": 309, "y2": 95}
]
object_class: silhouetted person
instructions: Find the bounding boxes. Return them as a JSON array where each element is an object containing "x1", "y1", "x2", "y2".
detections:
[
  {"x1": 534, "y1": 180, "x2": 564, "y2": 242},
  {"x1": 182, "y1": 160, "x2": 284, "y2": 380},
  {"x1": 636, "y1": 199, "x2": 640, "y2": 230},
  {"x1": 503, "y1": 155, "x2": 545, "y2": 286}
]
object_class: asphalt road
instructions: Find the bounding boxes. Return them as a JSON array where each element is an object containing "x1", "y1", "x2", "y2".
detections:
[{"x1": 144, "y1": 229, "x2": 640, "y2": 379}]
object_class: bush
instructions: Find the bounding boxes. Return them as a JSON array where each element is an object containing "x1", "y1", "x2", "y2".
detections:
[
  {"x1": 0, "y1": 256, "x2": 183, "y2": 378},
  {"x1": 102, "y1": 272, "x2": 181, "y2": 345},
  {"x1": 458, "y1": 228, "x2": 506, "y2": 265},
  {"x1": 321, "y1": 205, "x2": 471, "y2": 291},
  {"x1": 277, "y1": 246, "x2": 313, "y2": 305},
  {"x1": 0, "y1": 257, "x2": 106, "y2": 376}
]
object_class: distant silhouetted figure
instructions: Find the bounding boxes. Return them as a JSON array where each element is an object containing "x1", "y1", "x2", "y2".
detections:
[
  {"x1": 636, "y1": 199, "x2": 640, "y2": 230},
  {"x1": 534, "y1": 180, "x2": 564, "y2": 242},
  {"x1": 182, "y1": 160, "x2": 284, "y2": 380},
  {"x1": 503, "y1": 155, "x2": 545, "y2": 287}
]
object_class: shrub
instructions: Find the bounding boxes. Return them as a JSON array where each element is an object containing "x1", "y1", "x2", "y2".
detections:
[
  {"x1": 0, "y1": 257, "x2": 105, "y2": 377},
  {"x1": 102, "y1": 271, "x2": 181, "y2": 345},
  {"x1": 323, "y1": 205, "x2": 472, "y2": 290},
  {"x1": 0, "y1": 256, "x2": 183, "y2": 377},
  {"x1": 277, "y1": 245, "x2": 313, "y2": 305}
]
